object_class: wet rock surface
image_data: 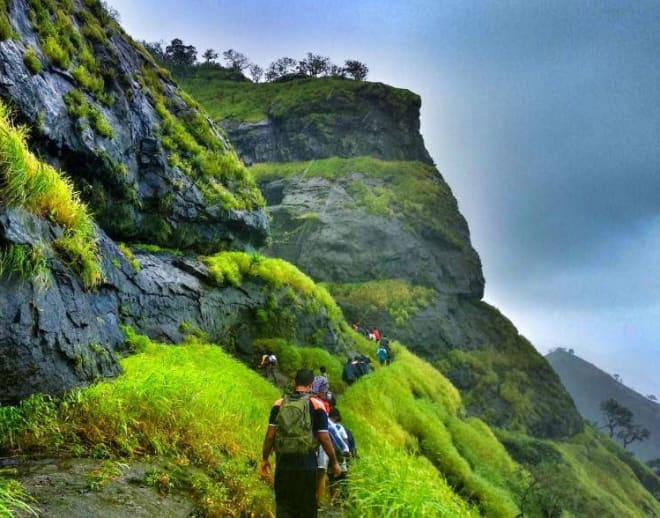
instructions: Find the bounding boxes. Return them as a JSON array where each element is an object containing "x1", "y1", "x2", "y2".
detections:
[
  {"x1": 0, "y1": 208, "x2": 346, "y2": 404},
  {"x1": 6, "y1": 457, "x2": 195, "y2": 517},
  {"x1": 0, "y1": 0, "x2": 268, "y2": 252},
  {"x1": 260, "y1": 174, "x2": 484, "y2": 297}
]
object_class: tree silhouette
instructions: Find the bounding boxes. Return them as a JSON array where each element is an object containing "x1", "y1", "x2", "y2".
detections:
[
  {"x1": 600, "y1": 398, "x2": 650, "y2": 449},
  {"x1": 222, "y1": 49, "x2": 250, "y2": 71},
  {"x1": 617, "y1": 425, "x2": 650, "y2": 449},
  {"x1": 202, "y1": 48, "x2": 218, "y2": 64},
  {"x1": 249, "y1": 64, "x2": 263, "y2": 83},
  {"x1": 600, "y1": 398, "x2": 633, "y2": 438},
  {"x1": 344, "y1": 59, "x2": 368, "y2": 80},
  {"x1": 165, "y1": 38, "x2": 197, "y2": 66},
  {"x1": 297, "y1": 52, "x2": 331, "y2": 77}
]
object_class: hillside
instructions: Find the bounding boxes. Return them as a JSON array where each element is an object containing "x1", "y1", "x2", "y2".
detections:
[
  {"x1": 176, "y1": 65, "x2": 582, "y2": 440},
  {"x1": 547, "y1": 349, "x2": 660, "y2": 462},
  {"x1": 0, "y1": 2, "x2": 658, "y2": 516}
]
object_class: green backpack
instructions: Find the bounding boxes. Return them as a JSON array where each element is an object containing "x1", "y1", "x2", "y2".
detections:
[{"x1": 274, "y1": 393, "x2": 316, "y2": 455}]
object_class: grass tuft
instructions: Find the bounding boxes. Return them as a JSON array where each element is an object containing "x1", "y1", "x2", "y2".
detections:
[{"x1": 0, "y1": 101, "x2": 102, "y2": 288}]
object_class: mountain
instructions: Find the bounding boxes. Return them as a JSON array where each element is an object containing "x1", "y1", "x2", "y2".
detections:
[
  {"x1": 547, "y1": 348, "x2": 660, "y2": 462},
  {"x1": 0, "y1": 2, "x2": 659, "y2": 516},
  {"x1": 178, "y1": 66, "x2": 582, "y2": 440}
]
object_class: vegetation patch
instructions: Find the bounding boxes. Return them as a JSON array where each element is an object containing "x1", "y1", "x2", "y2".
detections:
[
  {"x1": 136, "y1": 64, "x2": 264, "y2": 211},
  {"x1": 251, "y1": 157, "x2": 472, "y2": 251},
  {"x1": 497, "y1": 427, "x2": 660, "y2": 517},
  {"x1": 176, "y1": 70, "x2": 419, "y2": 123},
  {"x1": 327, "y1": 278, "x2": 436, "y2": 326},
  {"x1": 203, "y1": 251, "x2": 342, "y2": 322},
  {"x1": 0, "y1": 101, "x2": 102, "y2": 288},
  {"x1": 341, "y1": 347, "x2": 522, "y2": 517},
  {"x1": 23, "y1": 47, "x2": 42, "y2": 74},
  {"x1": 0, "y1": 477, "x2": 37, "y2": 517},
  {"x1": 0, "y1": 337, "x2": 277, "y2": 515},
  {"x1": 63, "y1": 89, "x2": 114, "y2": 138}
]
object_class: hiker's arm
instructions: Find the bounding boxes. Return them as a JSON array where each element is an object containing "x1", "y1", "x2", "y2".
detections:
[
  {"x1": 318, "y1": 431, "x2": 342, "y2": 477},
  {"x1": 261, "y1": 426, "x2": 276, "y2": 476}
]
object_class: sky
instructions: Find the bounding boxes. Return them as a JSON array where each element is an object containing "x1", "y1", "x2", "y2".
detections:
[{"x1": 108, "y1": 0, "x2": 660, "y2": 397}]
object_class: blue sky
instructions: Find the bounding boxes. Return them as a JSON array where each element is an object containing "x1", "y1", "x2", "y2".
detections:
[{"x1": 108, "y1": 0, "x2": 660, "y2": 397}]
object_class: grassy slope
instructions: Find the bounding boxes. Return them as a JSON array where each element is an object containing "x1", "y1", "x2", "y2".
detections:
[
  {"x1": 3, "y1": 331, "x2": 658, "y2": 516},
  {"x1": 175, "y1": 67, "x2": 419, "y2": 123}
]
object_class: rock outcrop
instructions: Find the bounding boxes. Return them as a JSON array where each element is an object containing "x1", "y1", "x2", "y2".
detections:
[
  {"x1": 216, "y1": 79, "x2": 433, "y2": 165},
  {"x1": 259, "y1": 165, "x2": 483, "y2": 297},
  {"x1": 0, "y1": 207, "x2": 345, "y2": 404},
  {"x1": 0, "y1": 0, "x2": 267, "y2": 252}
]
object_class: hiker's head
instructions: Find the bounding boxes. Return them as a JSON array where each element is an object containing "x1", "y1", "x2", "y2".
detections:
[
  {"x1": 329, "y1": 407, "x2": 341, "y2": 421},
  {"x1": 294, "y1": 368, "x2": 314, "y2": 388},
  {"x1": 320, "y1": 366, "x2": 326, "y2": 374}
]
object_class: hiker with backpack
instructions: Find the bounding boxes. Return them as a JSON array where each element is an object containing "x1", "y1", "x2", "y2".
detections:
[
  {"x1": 376, "y1": 344, "x2": 388, "y2": 365},
  {"x1": 381, "y1": 337, "x2": 393, "y2": 365},
  {"x1": 260, "y1": 350, "x2": 278, "y2": 381},
  {"x1": 261, "y1": 369, "x2": 341, "y2": 517},
  {"x1": 316, "y1": 406, "x2": 350, "y2": 505}
]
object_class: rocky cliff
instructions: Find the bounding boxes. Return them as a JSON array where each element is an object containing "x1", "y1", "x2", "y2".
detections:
[
  {"x1": 181, "y1": 69, "x2": 583, "y2": 438},
  {"x1": 0, "y1": 0, "x2": 352, "y2": 403},
  {"x1": 0, "y1": 0, "x2": 267, "y2": 252},
  {"x1": 0, "y1": 205, "x2": 346, "y2": 403}
]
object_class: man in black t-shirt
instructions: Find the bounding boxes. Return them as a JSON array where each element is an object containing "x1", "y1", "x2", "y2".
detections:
[{"x1": 261, "y1": 369, "x2": 341, "y2": 517}]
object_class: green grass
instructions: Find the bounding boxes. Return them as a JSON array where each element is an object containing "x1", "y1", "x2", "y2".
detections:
[
  {"x1": 0, "y1": 101, "x2": 102, "y2": 288},
  {"x1": 23, "y1": 47, "x2": 42, "y2": 74},
  {"x1": 497, "y1": 427, "x2": 660, "y2": 517},
  {"x1": 0, "y1": 244, "x2": 49, "y2": 287},
  {"x1": 340, "y1": 347, "x2": 522, "y2": 517},
  {"x1": 327, "y1": 279, "x2": 437, "y2": 326},
  {"x1": 137, "y1": 64, "x2": 264, "y2": 212},
  {"x1": 0, "y1": 478, "x2": 38, "y2": 517},
  {"x1": 250, "y1": 157, "x2": 472, "y2": 251},
  {"x1": 175, "y1": 70, "x2": 420, "y2": 123},
  {"x1": 203, "y1": 251, "x2": 343, "y2": 323},
  {"x1": 63, "y1": 89, "x2": 114, "y2": 138},
  {"x1": 1, "y1": 329, "x2": 658, "y2": 517},
  {"x1": 0, "y1": 339, "x2": 278, "y2": 516}
]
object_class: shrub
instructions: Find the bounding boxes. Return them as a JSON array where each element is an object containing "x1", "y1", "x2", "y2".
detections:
[
  {"x1": 42, "y1": 35, "x2": 69, "y2": 69},
  {"x1": 72, "y1": 64, "x2": 104, "y2": 94},
  {"x1": 0, "y1": 13, "x2": 11, "y2": 41},
  {"x1": 23, "y1": 46, "x2": 42, "y2": 74}
]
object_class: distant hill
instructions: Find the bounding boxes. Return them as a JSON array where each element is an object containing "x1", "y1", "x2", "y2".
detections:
[{"x1": 547, "y1": 349, "x2": 660, "y2": 462}]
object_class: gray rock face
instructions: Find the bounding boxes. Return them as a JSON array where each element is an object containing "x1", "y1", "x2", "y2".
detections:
[
  {"x1": 260, "y1": 174, "x2": 484, "y2": 297},
  {"x1": 0, "y1": 0, "x2": 268, "y2": 252},
  {"x1": 0, "y1": 208, "x2": 345, "y2": 404},
  {"x1": 219, "y1": 81, "x2": 433, "y2": 165}
]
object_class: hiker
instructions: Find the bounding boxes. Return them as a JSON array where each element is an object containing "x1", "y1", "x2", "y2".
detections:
[
  {"x1": 260, "y1": 351, "x2": 278, "y2": 381},
  {"x1": 381, "y1": 337, "x2": 393, "y2": 365},
  {"x1": 376, "y1": 344, "x2": 388, "y2": 365},
  {"x1": 261, "y1": 369, "x2": 341, "y2": 518},
  {"x1": 327, "y1": 408, "x2": 353, "y2": 503},
  {"x1": 342, "y1": 358, "x2": 358, "y2": 386},
  {"x1": 311, "y1": 366, "x2": 329, "y2": 398},
  {"x1": 356, "y1": 354, "x2": 372, "y2": 376},
  {"x1": 373, "y1": 328, "x2": 381, "y2": 342},
  {"x1": 316, "y1": 407, "x2": 350, "y2": 505}
]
